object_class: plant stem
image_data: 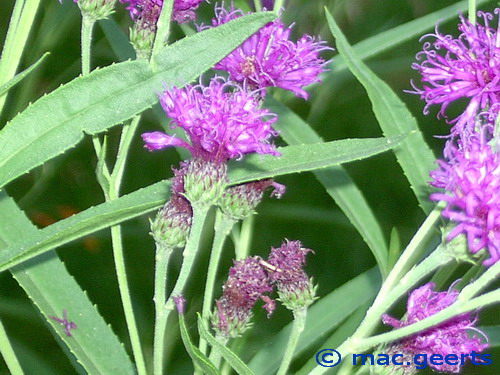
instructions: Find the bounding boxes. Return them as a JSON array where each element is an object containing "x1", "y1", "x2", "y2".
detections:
[
  {"x1": 199, "y1": 213, "x2": 236, "y2": 355},
  {"x1": 458, "y1": 261, "x2": 500, "y2": 301},
  {"x1": 236, "y1": 214, "x2": 254, "y2": 260},
  {"x1": 154, "y1": 206, "x2": 210, "y2": 375},
  {"x1": 277, "y1": 308, "x2": 307, "y2": 375},
  {"x1": 253, "y1": 0, "x2": 263, "y2": 11},
  {"x1": 153, "y1": 243, "x2": 174, "y2": 374},
  {"x1": 0, "y1": 0, "x2": 42, "y2": 115},
  {"x1": 469, "y1": 0, "x2": 476, "y2": 24},
  {"x1": 81, "y1": 15, "x2": 95, "y2": 76},
  {"x1": 273, "y1": 0, "x2": 285, "y2": 12},
  {"x1": 80, "y1": 13, "x2": 147, "y2": 375},
  {"x1": 0, "y1": 317, "x2": 24, "y2": 375},
  {"x1": 150, "y1": 0, "x2": 174, "y2": 68},
  {"x1": 208, "y1": 334, "x2": 229, "y2": 369}
]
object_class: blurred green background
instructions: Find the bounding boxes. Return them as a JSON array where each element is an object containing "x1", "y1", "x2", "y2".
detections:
[{"x1": 0, "y1": 0, "x2": 498, "y2": 374}]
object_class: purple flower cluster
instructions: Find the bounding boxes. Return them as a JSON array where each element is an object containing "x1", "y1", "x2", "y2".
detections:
[
  {"x1": 412, "y1": 9, "x2": 500, "y2": 267},
  {"x1": 430, "y1": 138, "x2": 500, "y2": 266},
  {"x1": 383, "y1": 282, "x2": 488, "y2": 373},
  {"x1": 410, "y1": 10, "x2": 500, "y2": 139},
  {"x1": 120, "y1": 0, "x2": 205, "y2": 27},
  {"x1": 212, "y1": 240, "x2": 314, "y2": 338},
  {"x1": 201, "y1": 5, "x2": 331, "y2": 99},
  {"x1": 143, "y1": 77, "x2": 279, "y2": 162}
]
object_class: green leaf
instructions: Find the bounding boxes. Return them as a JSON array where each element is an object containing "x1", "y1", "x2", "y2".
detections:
[
  {"x1": 177, "y1": 311, "x2": 220, "y2": 375},
  {"x1": 0, "y1": 12, "x2": 276, "y2": 189},
  {"x1": 0, "y1": 180, "x2": 170, "y2": 273},
  {"x1": 197, "y1": 314, "x2": 254, "y2": 375},
  {"x1": 248, "y1": 267, "x2": 381, "y2": 375},
  {"x1": 0, "y1": 192, "x2": 136, "y2": 375},
  {"x1": 0, "y1": 52, "x2": 49, "y2": 98},
  {"x1": 98, "y1": 18, "x2": 135, "y2": 62},
  {"x1": 0, "y1": 135, "x2": 402, "y2": 272},
  {"x1": 230, "y1": 135, "x2": 406, "y2": 184},
  {"x1": 326, "y1": 0, "x2": 492, "y2": 76},
  {"x1": 325, "y1": 9, "x2": 436, "y2": 213},
  {"x1": 267, "y1": 97, "x2": 389, "y2": 277}
]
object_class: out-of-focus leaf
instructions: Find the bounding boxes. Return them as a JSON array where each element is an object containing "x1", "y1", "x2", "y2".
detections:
[
  {"x1": 0, "y1": 53, "x2": 49, "y2": 98},
  {"x1": 326, "y1": 9, "x2": 435, "y2": 212}
]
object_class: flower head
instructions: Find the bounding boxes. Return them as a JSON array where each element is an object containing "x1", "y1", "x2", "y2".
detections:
[
  {"x1": 410, "y1": 10, "x2": 500, "y2": 139},
  {"x1": 142, "y1": 76, "x2": 279, "y2": 162},
  {"x1": 430, "y1": 138, "x2": 500, "y2": 266},
  {"x1": 219, "y1": 179, "x2": 285, "y2": 220},
  {"x1": 120, "y1": 0, "x2": 205, "y2": 27},
  {"x1": 266, "y1": 240, "x2": 316, "y2": 310},
  {"x1": 200, "y1": 5, "x2": 331, "y2": 99},
  {"x1": 212, "y1": 256, "x2": 273, "y2": 338},
  {"x1": 382, "y1": 282, "x2": 488, "y2": 373},
  {"x1": 71, "y1": 0, "x2": 117, "y2": 20}
]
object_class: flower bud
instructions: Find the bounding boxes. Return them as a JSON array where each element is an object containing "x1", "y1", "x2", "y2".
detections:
[
  {"x1": 266, "y1": 240, "x2": 316, "y2": 311},
  {"x1": 183, "y1": 158, "x2": 227, "y2": 209},
  {"x1": 219, "y1": 179, "x2": 285, "y2": 220},
  {"x1": 76, "y1": 0, "x2": 117, "y2": 20}
]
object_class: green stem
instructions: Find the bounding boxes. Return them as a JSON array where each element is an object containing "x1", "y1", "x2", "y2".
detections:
[
  {"x1": 110, "y1": 225, "x2": 148, "y2": 375},
  {"x1": 273, "y1": 0, "x2": 285, "y2": 12},
  {"x1": 0, "y1": 0, "x2": 42, "y2": 115},
  {"x1": 150, "y1": 0, "x2": 174, "y2": 67},
  {"x1": 199, "y1": 213, "x2": 236, "y2": 355},
  {"x1": 0, "y1": 317, "x2": 24, "y2": 375},
  {"x1": 356, "y1": 289, "x2": 499, "y2": 352},
  {"x1": 154, "y1": 206, "x2": 210, "y2": 375},
  {"x1": 276, "y1": 308, "x2": 307, "y2": 375},
  {"x1": 458, "y1": 261, "x2": 500, "y2": 301},
  {"x1": 80, "y1": 12, "x2": 147, "y2": 375},
  {"x1": 81, "y1": 15, "x2": 95, "y2": 76},
  {"x1": 468, "y1": 0, "x2": 476, "y2": 24},
  {"x1": 253, "y1": 0, "x2": 263, "y2": 11},
  {"x1": 208, "y1": 335, "x2": 229, "y2": 369},
  {"x1": 236, "y1": 214, "x2": 254, "y2": 260}
]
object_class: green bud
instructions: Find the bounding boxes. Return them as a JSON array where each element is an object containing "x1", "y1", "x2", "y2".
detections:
[
  {"x1": 78, "y1": 0, "x2": 116, "y2": 21},
  {"x1": 183, "y1": 159, "x2": 227, "y2": 209}
]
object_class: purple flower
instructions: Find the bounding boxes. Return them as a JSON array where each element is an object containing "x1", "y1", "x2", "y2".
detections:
[
  {"x1": 430, "y1": 138, "x2": 500, "y2": 266},
  {"x1": 409, "y1": 10, "x2": 500, "y2": 139},
  {"x1": 142, "y1": 76, "x2": 279, "y2": 162},
  {"x1": 49, "y1": 310, "x2": 77, "y2": 337},
  {"x1": 212, "y1": 256, "x2": 273, "y2": 337},
  {"x1": 382, "y1": 282, "x2": 488, "y2": 373},
  {"x1": 266, "y1": 240, "x2": 316, "y2": 310},
  {"x1": 120, "y1": 0, "x2": 205, "y2": 27},
  {"x1": 200, "y1": 5, "x2": 331, "y2": 99}
]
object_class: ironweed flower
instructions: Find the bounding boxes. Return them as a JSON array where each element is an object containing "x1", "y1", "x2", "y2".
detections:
[
  {"x1": 430, "y1": 138, "x2": 500, "y2": 266},
  {"x1": 266, "y1": 240, "x2": 316, "y2": 310},
  {"x1": 410, "y1": 10, "x2": 500, "y2": 139},
  {"x1": 382, "y1": 282, "x2": 488, "y2": 373},
  {"x1": 219, "y1": 179, "x2": 285, "y2": 220},
  {"x1": 120, "y1": 0, "x2": 205, "y2": 26},
  {"x1": 142, "y1": 76, "x2": 279, "y2": 163},
  {"x1": 212, "y1": 256, "x2": 273, "y2": 338},
  {"x1": 200, "y1": 5, "x2": 331, "y2": 99}
]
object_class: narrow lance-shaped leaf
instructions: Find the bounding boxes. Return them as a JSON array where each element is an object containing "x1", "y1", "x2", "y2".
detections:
[
  {"x1": 0, "y1": 52, "x2": 49, "y2": 98},
  {"x1": 325, "y1": 9, "x2": 436, "y2": 213},
  {"x1": 0, "y1": 12, "x2": 276, "y2": 189},
  {"x1": 0, "y1": 136, "x2": 405, "y2": 272},
  {"x1": 0, "y1": 192, "x2": 136, "y2": 375},
  {"x1": 267, "y1": 97, "x2": 390, "y2": 277}
]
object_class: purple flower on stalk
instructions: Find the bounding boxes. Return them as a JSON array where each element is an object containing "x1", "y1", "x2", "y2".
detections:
[
  {"x1": 142, "y1": 76, "x2": 279, "y2": 162},
  {"x1": 430, "y1": 138, "x2": 500, "y2": 266},
  {"x1": 212, "y1": 256, "x2": 274, "y2": 338},
  {"x1": 120, "y1": 0, "x2": 205, "y2": 26},
  {"x1": 200, "y1": 5, "x2": 331, "y2": 99},
  {"x1": 382, "y1": 282, "x2": 488, "y2": 373},
  {"x1": 266, "y1": 240, "x2": 316, "y2": 310},
  {"x1": 409, "y1": 10, "x2": 500, "y2": 138}
]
